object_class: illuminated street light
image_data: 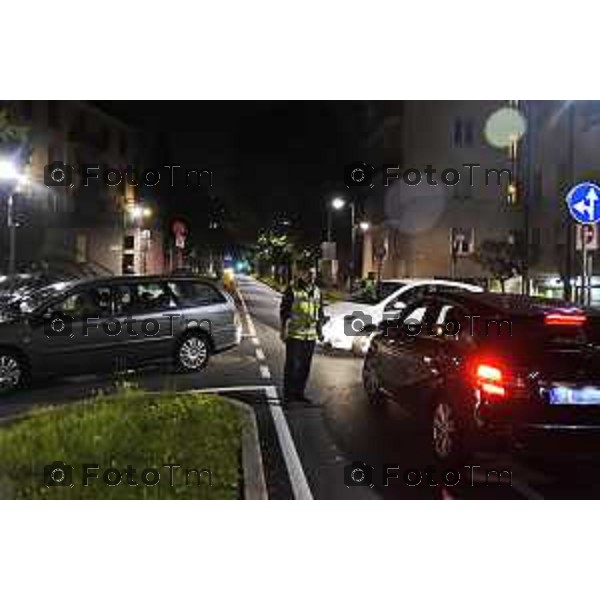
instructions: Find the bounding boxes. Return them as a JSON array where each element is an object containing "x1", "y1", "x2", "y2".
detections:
[
  {"x1": 359, "y1": 221, "x2": 370, "y2": 232},
  {"x1": 331, "y1": 197, "x2": 346, "y2": 210},
  {"x1": 0, "y1": 160, "x2": 28, "y2": 187}
]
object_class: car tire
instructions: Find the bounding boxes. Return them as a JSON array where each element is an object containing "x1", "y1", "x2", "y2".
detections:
[
  {"x1": 362, "y1": 354, "x2": 385, "y2": 405},
  {"x1": 175, "y1": 332, "x2": 210, "y2": 373},
  {"x1": 431, "y1": 397, "x2": 473, "y2": 467},
  {"x1": 0, "y1": 349, "x2": 27, "y2": 395}
]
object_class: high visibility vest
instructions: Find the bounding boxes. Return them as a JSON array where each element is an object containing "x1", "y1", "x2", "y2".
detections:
[{"x1": 287, "y1": 286, "x2": 321, "y2": 341}]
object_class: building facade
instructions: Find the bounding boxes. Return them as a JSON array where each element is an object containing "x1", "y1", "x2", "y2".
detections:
[
  {"x1": 0, "y1": 100, "x2": 164, "y2": 276},
  {"x1": 361, "y1": 101, "x2": 600, "y2": 301}
]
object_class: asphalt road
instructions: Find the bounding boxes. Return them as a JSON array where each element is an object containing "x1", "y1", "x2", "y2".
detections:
[{"x1": 3, "y1": 275, "x2": 600, "y2": 499}]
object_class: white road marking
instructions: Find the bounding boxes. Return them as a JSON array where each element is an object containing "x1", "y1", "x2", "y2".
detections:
[
  {"x1": 236, "y1": 282, "x2": 314, "y2": 500},
  {"x1": 255, "y1": 348, "x2": 266, "y2": 361},
  {"x1": 266, "y1": 386, "x2": 313, "y2": 500},
  {"x1": 236, "y1": 288, "x2": 257, "y2": 337}
]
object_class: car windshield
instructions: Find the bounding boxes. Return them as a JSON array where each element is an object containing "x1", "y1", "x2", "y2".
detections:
[
  {"x1": 350, "y1": 282, "x2": 403, "y2": 305},
  {"x1": 15, "y1": 281, "x2": 73, "y2": 313}
]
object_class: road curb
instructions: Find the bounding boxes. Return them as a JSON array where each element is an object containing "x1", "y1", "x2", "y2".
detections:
[{"x1": 219, "y1": 396, "x2": 268, "y2": 500}]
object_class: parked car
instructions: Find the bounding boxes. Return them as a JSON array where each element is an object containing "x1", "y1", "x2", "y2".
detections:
[
  {"x1": 321, "y1": 279, "x2": 482, "y2": 355},
  {"x1": 0, "y1": 276, "x2": 242, "y2": 393},
  {"x1": 362, "y1": 290, "x2": 600, "y2": 465}
]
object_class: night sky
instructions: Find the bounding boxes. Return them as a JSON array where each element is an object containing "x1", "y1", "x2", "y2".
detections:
[{"x1": 97, "y1": 101, "x2": 370, "y2": 250}]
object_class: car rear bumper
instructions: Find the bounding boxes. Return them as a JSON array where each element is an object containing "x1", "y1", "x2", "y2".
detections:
[{"x1": 511, "y1": 424, "x2": 600, "y2": 461}]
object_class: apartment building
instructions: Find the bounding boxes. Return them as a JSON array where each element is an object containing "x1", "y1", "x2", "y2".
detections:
[
  {"x1": 360, "y1": 101, "x2": 600, "y2": 301},
  {"x1": 0, "y1": 100, "x2": 164, "y2": 276}
]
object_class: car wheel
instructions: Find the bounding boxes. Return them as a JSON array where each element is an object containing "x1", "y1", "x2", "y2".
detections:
[
  {"x1": 176, "y1": 333, "x2": 210, "y2": 372},
  {"x1": 431, "y1": 398, "x2": 471, "y2": 466},
  {"x1": 0, "y1": 350, "x2": 25, "y2": 394},
  {"x1": 362, "y1": 355, "x2": 385, "y2": 405}
]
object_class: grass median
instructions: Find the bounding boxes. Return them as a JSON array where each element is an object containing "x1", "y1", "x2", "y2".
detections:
[{"x1": 0, "y1": 389, "x2": 243, "y2": 499}]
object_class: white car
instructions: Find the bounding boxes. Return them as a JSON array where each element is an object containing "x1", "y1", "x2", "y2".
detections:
[{"x1": 321, "y1": 279, "x2": 483, "y2": 355}]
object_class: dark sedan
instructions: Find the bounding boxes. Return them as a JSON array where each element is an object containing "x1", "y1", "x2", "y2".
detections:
[{"x1": 362, "y1": 290, "x2": 600, "y2": 465}]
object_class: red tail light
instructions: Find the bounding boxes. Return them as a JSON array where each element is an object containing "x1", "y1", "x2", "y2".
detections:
[
  {"x1": 474, "y1": 362, "x2": 506, "y2": 398},
  {"x1": 544, "y1": 313, "x2": 587, "y2": 326}
]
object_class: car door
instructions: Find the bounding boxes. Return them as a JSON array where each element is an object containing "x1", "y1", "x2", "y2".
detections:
[
  {"x1": 377, "y1": 301, "x2": 431, "y2": 402},
  {"x1": 111, "y1": 281, "x2": 180, "y2": 366},
  {"x1": 410, "y1": 300, "x2": 474, "y2": 413},
  {"x1": 28, "y1": 284, "x2": 114, "y2": 376},
  {"x1": 167, "y1": 280, "x2": 232, "y2": 350}
]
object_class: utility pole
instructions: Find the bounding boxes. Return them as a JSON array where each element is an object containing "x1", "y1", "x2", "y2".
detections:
[
  {"x1": 521, "y1": 101, "x2": 535, "y2": 296},
  {"x1": 565, "y1": 102, "x2": 576, "y2": 301},
  {"x1": 7, "y1": 193, "x2": 16, "y2": 277},
  {"x1": 349, "y1": 200, "x2": 356, "y2": 292}
]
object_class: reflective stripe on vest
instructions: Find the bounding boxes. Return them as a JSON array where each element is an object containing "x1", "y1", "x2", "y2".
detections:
[{"x1": 287, "y1": 287, "x2": 320, "y2": 340}]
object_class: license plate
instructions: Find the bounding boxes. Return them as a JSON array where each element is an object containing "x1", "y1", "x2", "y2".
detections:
[{"x1": 549, "y1": 385, "x2": 600, "y2": 405}]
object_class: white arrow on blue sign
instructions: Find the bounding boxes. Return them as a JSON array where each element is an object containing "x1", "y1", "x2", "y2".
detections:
[{"x1": 566, "y1": 182, "x2": 600, "y2": 224}]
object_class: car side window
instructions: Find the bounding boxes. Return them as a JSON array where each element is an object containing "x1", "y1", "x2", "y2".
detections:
[
  {"x1": 382, "y1": 302, "x2": 429, "y2": 338},
  {"x1": 134, "y1": 282, "x2": 176, "y2": 312},
  {"x1": 113, "y1": 282, "x2": 176, "y2": 315},
  {"x1": 404, "y1": 305, "x2": 427, "y2": 325},
  {"x1": 113, "y1": 284, "x2": 137, "y2": 316},
  {"x1": 48, "y1": 286, "x2": 112, "y2": 320},
  {"x1": 385, "y1": 285, "x2": 439, "y2": 312},
  {"x1": 168, "y1": 281, "x2": 224, "y2": 307},
  {"x1": 432, "y1": 303, "x2": 473, "y2": 345}
]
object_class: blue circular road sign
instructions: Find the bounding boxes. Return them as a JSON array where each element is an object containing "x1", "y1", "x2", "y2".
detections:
[{"x1": 566, "y1": 181, "x2": 600, "y2": 224}]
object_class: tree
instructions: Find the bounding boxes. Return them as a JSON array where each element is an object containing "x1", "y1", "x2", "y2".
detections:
[
  {"x1": 0, "y1": 108, "x2": 30, "y2": 152},
  {"x1": 474, "y1": 238, "x2": 525, "y2": 292},
  {"x1": 256, "y1": 230, "x2": 295, "y2": 283}
]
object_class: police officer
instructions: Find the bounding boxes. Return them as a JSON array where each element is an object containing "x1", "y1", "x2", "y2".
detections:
[{"x1": 280, "y1": 265, "x2": 323, "y2": 404}]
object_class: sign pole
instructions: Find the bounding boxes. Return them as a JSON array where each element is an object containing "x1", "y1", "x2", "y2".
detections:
[
  {"x1": 581, "y1": 226, "x2": 587, "y2": 305},
  {"x1": 588, "y1": 254, "x2": 593, "y2": 306}
]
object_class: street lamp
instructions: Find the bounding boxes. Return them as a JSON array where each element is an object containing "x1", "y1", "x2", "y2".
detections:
[
  {"x1": 332, "y1": 197, "x2": 345, "y2": 211},
  {"x1": 0, "y1": 159, "x2": 29, "y2": 278},
  {"x1": 327, "y1": 196, "x2": 369, "y2": 290}
]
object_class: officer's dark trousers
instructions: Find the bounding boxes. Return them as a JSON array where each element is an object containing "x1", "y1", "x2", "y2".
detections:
[{"x1": 283, "y1": 338, "x2": 316, "y2": 400}]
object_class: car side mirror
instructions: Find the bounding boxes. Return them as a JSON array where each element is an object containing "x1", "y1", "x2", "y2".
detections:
[{"x1": 392, "y1": 300, "x2": 407, "y2": 311}]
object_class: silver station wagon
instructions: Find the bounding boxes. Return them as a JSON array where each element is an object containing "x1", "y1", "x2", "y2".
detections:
[{"x1": 0, "y1": 275, "x2": 242, "y2": 392}]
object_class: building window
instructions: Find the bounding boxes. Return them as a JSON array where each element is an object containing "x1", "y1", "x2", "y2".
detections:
[
  {"x1": 453, "y1": 118, "x2": 463, "y2": 147},
  {"x1": 464, "y1": 119, "x2": 474, "y2": 146},
  {"x1": 123, "y1": 235, "x2": 135, "y2": 251},
  {"x1": 75, "y1": 233, "x2": 87, "y2": 263},
  {"x1": 452, "y1": 117, "x2": 475, "y2": 147}
]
